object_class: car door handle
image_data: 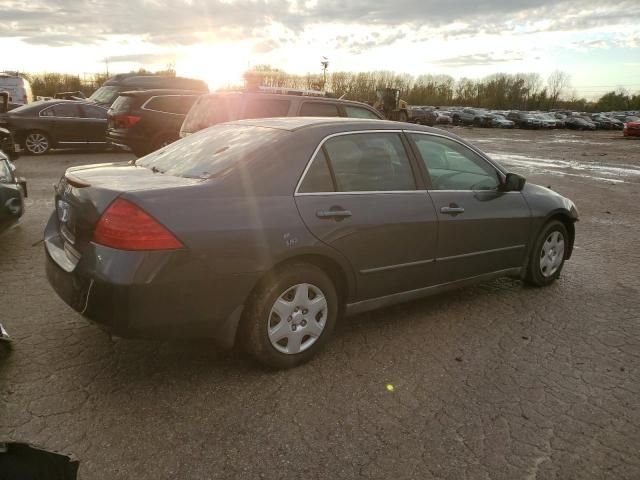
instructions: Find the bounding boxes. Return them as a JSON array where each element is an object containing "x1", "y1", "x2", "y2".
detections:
[
  {"x1": 316, "y1": 209, "x2": 352, "y2": 219},
  {"x1": 440, "y1": 206, "x2": 465, "y2": 215}
]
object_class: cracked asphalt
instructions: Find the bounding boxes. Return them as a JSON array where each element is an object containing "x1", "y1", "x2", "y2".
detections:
[{"x1": 1, "y1": 129, "x2": 639, "y2": 479}]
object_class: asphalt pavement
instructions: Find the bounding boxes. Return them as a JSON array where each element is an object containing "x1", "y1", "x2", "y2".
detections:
[{"x1": 1, "y1": 130, "x2": 639, "y2": 479}]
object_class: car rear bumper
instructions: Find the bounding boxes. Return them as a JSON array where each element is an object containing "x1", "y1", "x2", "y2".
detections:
[
  {"x1": 106, "y1": 130, "x2": 145, "y2": 153},
  {"x1": 44, "y1": 213, "x2": 258, "y2": 348}
]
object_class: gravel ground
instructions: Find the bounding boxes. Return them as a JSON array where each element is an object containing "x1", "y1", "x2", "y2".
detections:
[{"x1": 1, "y1": 129, "x2": 639, "y2": 479}]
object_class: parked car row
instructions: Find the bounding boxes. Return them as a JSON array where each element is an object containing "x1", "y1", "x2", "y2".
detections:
[{"x1": 407, "y1": 106, "x2": 638, "y2": 133}]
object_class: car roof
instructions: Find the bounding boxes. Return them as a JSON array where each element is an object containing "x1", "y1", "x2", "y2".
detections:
[
  {"x1": 226, "y1": 116, "x2": 460, "y2": 136},
  {"x1": 201, "y1": 90, "x2": 376, "y2": 108},
  {"x1": 120, "y1": 89, "x2": 205, "y2": 97}
]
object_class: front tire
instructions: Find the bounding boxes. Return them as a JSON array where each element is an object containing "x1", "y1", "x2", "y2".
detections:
[
  {"x1": 525, "y1": 220, "x2": 569, "y2": 287},
  {"x1": 24, "y1": 131, "x2": 50, "y2": 155},
  {"x1": 241, "y1": 263, "x2": 338, "y2": 369}
]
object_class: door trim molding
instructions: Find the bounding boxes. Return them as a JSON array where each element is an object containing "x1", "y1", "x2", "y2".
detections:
[
  {"x1": 345, "y1": 267, "x2": 521, "y2": 316},
  {"x1": 360, "y1": 257, "x2": 436, "y2": 274},
  {"x1": 437, "y1": 244, "x2": 526, "y2": 263}
]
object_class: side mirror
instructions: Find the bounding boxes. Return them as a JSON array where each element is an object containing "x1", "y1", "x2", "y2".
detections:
[{"x1": 502, "y1": 172, "x2": 526, "y2": 192}]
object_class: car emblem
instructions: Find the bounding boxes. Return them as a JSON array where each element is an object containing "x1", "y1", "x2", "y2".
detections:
[{"x1": 57, "y1": 199, "x2": 71, "y2": 223}]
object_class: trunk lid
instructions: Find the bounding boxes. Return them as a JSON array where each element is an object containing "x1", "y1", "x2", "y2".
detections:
[{"x1": 53, "y1": 162, "x2": 201, "y2": 260}]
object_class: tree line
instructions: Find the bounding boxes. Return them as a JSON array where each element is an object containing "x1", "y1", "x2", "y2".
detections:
[
  {"x1": 18, "y1": 66, "x2": 640, "y2": 113},
  {"x1": 246, "y1": 66, "x2": 640, "y2": 112}
]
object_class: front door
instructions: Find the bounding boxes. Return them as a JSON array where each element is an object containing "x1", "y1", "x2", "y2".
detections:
[
  {"x1": 79, "y1": 104, "x2": 108, "y2": 144},
  {"x1": 408, "y1": 132, "x2": 532, "y2": 283},
  {"x1": 295, "y1": 131, "x2": 439, "y2": 301}
]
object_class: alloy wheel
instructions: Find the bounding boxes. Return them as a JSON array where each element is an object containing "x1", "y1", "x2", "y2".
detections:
[
  {"x1": 25, "y1": 133, "x2": 49, "y2": 154},
  {"x1": 267, "y1": 283, "x2": 328, "y2": 354},
  {"x1": 539, "y1": 231, "x2": 565, "y2": 277}
]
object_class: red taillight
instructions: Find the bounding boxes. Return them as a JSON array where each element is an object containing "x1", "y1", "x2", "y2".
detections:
[
  {"x1": 93, "y1": 198, "x2": 183, "y2": 251},
  {"x1": 112, "y1": 115, "x2": 141, "y2": 129}
]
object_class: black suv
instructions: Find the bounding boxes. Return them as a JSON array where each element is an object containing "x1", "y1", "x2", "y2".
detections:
[
  {"x1": 106, "y1": 90, "x2": 203, "y2": 157},
  {"x1": 179, "y1": 89, "x2": 383, "y2": 137}
]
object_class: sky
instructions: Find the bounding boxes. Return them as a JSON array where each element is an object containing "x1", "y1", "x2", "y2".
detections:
[{"x1": 1, "y1": 0, "x2": 639, "y2": 98}]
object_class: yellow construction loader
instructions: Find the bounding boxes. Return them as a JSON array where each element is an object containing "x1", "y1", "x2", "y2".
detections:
[{"x1": 373, "y1": 88, "x2": 409, "y2": 122}]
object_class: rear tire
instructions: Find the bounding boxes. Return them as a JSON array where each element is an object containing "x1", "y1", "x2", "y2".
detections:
[
  {"x1": 525, "y1": 220, "x2": 569, "y2": 287},
  {"x1": 241, "y1": 263, "x2": 338, "y2": 369},
  {"x1": 24, "y1": 131, "x2": 50, "y2": 155}
]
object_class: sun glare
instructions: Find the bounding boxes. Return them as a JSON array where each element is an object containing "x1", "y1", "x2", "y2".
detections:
[{"x1": 177, "y1": 43, "x2": 251, "y2": 91}]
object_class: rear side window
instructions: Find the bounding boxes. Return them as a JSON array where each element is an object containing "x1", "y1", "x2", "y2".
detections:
[
  {"x1": 344, "y1": 106, "x2": 380, "y2": 119},
  {"x1": 136, "y1": 124, "x2": 285, "y2": 179},
  {"x1": 49, "y1": 103, "x2": 81, "y2": 117},
  {"x1": 144, "y1": 95, "x2": 199, "y2": 115},
  {"x1": 181, "y1": 96, "x2": 229, "y2": 134},
  {"x1": 299, "y1": 102, "x2": 340, "y2": 117},
  {"x1": 243, "y1": 99, "x2": 291, "y2": 119},
  {"x1": 299, "y1": 133, "x2": 416, "y2": 193},
  {"x1": 298, "y1": 150, "x2": 335, "y2": 193}
]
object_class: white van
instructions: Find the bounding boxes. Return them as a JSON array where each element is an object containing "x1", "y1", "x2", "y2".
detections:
[{"x1": 0, "y1": 73, "x2": 33, "y2": 106}]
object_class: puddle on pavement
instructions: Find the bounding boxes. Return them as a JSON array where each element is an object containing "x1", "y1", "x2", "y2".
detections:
[{"x1": 488, "y1": 153, "x2": 640, "y2": 184}]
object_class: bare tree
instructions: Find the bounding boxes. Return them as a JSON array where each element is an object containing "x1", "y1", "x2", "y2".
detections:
[{"x1": 547, "y1": 70, "x2": 571, "y2": 108}]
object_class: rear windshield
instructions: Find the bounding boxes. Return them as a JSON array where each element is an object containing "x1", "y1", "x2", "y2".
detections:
[
  {"x1": 181, "y1": 96, "x2": 229, "y2": 134},
  {"x1": 109, "y1": 95, "x2": 138, "y2": 115},
  {"x1": 136, "y1": 124, "x2": 285, "y2": 179},
  {"x1": 89, "y1": 86, "x2": 120, "y2": 105}
]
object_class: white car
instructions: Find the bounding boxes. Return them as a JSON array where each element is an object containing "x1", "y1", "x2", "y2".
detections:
[{"x1": 0, "y1": 73, "x2": 34, "y2": 106}]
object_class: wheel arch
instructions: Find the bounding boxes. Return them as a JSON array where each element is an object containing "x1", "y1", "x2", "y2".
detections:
[
  {"x1": 232, "y1": 251, "x2": 355, "y2": 347},
  {"x1": 544, "y1": 210, "x2": 577, "y2": 259}
]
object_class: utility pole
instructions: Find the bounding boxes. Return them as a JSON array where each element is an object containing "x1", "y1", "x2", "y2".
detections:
[
  {"x1": 104, "y1": 57, "x2": 109, "y2": 77},
  {"x1": 321, "y1": 57, "x2": 329, "y2": 90}
]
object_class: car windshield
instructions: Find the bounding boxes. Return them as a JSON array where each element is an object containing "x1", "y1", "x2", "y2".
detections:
[
  {"x1": 88, "y1": 86, "x2": 120, "y2": 104},
  {"x1": 6, "y1": 100, "x2": 46, "y2": 114},
  {"x1": 136, "y1": 124, "x2": 286, "y2": 179}
]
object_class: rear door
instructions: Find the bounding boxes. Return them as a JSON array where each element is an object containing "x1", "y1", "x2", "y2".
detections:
[
  {"x1": 294, "y1": 130, "x2": 439, "y2": 301},
  {"x1": 79, "y1": 104, "x2": 108, "y2": 144},
  {"x1": 408, "y1": 132, "x2": 531, "y2": 283}
]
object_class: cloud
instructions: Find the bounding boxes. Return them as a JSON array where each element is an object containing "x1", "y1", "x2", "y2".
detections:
[
  {"x1": 433, "y1": 51, "x2": 526, "y2": 67},
  {"x1": 0, "y1": 0, "x2": 637, "y2": 49},
  {"x1": 107, "y1": 52, "x2": 183, "y2": 64}
]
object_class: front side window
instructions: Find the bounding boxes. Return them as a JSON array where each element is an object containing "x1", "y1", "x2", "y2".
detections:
[
  {"x1": 0, "y1": 159, "x2": 13, "y2": 183},
  {"x1": 410, "y1": 134, "x2": 499, "y2": 191},
  {"x1": 300, "y1": 132, "x2": 415, "y2": 193},
  {"x1": 299, "y1": 102, "x2": 340, "y2": 117}
]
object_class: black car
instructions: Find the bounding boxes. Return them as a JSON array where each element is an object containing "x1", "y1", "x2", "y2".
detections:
[
  {"x1": 0, "y1": 126, "x2": 19, "y2": 161},
  {"x1": 506, "y1": 112, "x2": 542, "y2": 129},
  {"x1": 107, "y1": 89, "x2": 203, "y2": 157},
  {"x1": 0, "y1": 150, "x2": 26, "y2": 234},
  {"x1": 45, "y1": 118, "x2": 578, "y2": 369},
  {"x1": 179, "y1": 89, "x2": 383, "y2": 137},
  {"x1": 0, "y1": 100, "x2": 108, "y2": 155},
  {"x1": 88, "y1": 74, "x2": 209, "y2": 107},
  {"x1": 565, "y1": 116, "x2": 596, "y2": 131}
]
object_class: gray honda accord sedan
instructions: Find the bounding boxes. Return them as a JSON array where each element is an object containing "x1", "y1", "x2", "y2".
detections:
[{"x1": 45, "y1": 117, "x2": 578, "y2": 368}]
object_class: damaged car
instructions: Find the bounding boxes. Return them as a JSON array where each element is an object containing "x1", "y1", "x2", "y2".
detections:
[{"x1": 45, "y1": 118, "x2": 578, "y2": 369}]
